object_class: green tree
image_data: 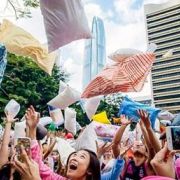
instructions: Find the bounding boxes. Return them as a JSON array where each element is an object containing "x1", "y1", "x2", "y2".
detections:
[{"x1": 0, "y1": 53, "x2": 69, "y2": 122}]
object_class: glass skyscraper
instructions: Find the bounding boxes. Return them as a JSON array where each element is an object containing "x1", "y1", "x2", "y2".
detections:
[
  {"x1": 83, "y1": 16, "x2": 106, "y2": 89},
  {"x1": 145, "y1": 0, "x2": 180, "y2": 114}
]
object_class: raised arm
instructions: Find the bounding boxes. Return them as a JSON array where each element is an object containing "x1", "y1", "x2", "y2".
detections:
[
  {"x1": 25, "y1": 105, "x2": 40, "y2": 140},
  {"x1": 139, "y1": 117, "x2": 155, "y2": 163},
  {"x1": 150, "y1": 143, "x2": 175, "y2": 178},
  {"x1": 112, "y1": 115, "x2": 130, "y2": 158},
  {"x1": 138, "y1": 109, "x2": 161, "y2": 153},
  {"x1": 43, "y1": 136, "x2": 57, "y2": 160},
  {"x1": 0, "y1": 113, "x2": 16, "y2": 168},
  {"x1": 25, "y1": 106, "x2": 65, "y2": 180}
]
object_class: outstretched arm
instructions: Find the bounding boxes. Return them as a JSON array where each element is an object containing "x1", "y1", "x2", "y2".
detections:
[
  {"x1": 112, "y1": 115, "x2": 130, "y2": 158},
  {"x1": 138, "y1": 110, "x2": 161, "y2": 153},
  {"x1": 0, "y1": 113, "x2": 17, "y2": 168},
  {"x1": 150, "y1": 143, "x2": 175, "y2": 178},
  {"x1": 139, "y1": 118, "x2": 155, "y2": 163},
  {"x1": 43, "y1": 137, "x2": 57, "y2": 160}
]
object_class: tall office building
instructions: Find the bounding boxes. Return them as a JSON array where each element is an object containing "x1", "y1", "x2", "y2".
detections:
[
  {"x1": 144, "y1": 0, "x2": 180, "y2": 114},
  {"x1": 83, "y1": 16, "x2": 106, "y2": 89}
]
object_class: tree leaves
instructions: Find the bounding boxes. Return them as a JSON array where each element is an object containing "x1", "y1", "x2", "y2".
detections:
[{"x1": 0, "y1": 53, "x2": 68, "y2": 122}]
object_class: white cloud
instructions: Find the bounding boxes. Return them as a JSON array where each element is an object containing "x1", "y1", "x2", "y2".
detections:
[
  {"x1": 113, "y1": 0, "x2": 144, "y2": 24},
  {"x1": 63, "y1": 58, "x2": 83, "y2": 92}
]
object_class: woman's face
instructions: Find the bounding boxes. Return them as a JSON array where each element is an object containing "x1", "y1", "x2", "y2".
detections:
[
  {"x1": 51, "y1": 150, "x2": 59, "y2": 162},
  {"x1": 103, "y1": 149, "x2": 113, "y2": 160},
  {"x1": 67, "y1": 150, "x2": 90, "y2": 179},
  {"x1": 132, "y1": 141, "x2": 147, "y2": 166}
]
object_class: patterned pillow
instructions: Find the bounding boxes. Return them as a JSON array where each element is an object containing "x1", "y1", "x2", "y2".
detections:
[{"x1": 82, "y1": 53, "x2": 155, "y2": 98}]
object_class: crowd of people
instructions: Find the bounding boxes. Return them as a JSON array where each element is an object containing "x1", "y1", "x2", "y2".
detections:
[{"x1": 0, "y1": 105, "x2": 179, "y2": 180}]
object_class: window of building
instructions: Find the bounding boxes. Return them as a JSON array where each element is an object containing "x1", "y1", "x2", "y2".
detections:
[
  {"x1": 152, "y1": 65, "x2": 180, "y2": 73},
  {"x1": 154, "y1": 94, "x2": 180, "y2": 100},
  {"x1": 153, "y1": 79, "x2": 180, "y2": 86},
  {"x1": 153, "y1": 58, "x2": 180, "y2": 66},
  {"x1": 146, "y1": 6, "x2": 180, "y2": 19},
  {"x1": 147, "y1": 12, "x2": 179, "y2": 23},
  {"x1": 152, "y1": 71, "x2": 180, "y2": 79},
  {"x1": 156, "y1": 101, "x2": 180, "y2": 108},
  {"x1": 154, "y1": 86, "x2": 180, "y2": 93},
  {"x1": 148, "y1": 26, "x2": 180, "y2": 36}
]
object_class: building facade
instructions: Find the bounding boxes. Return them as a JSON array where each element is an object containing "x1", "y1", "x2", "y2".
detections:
[
  {"x1": 83, "y1": 16, "x2": 106, "y2": 89},
  {"x1": 144, "y1": 0, "x2": 180, "y2": 114}
]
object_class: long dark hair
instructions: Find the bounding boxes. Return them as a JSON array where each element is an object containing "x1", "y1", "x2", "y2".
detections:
[
  {"x1": 66, "y1": 149, "x2": 101, "y2": 180},
  {"x1": 0, "y1": 164, "x2": 21, "y2": 180}
]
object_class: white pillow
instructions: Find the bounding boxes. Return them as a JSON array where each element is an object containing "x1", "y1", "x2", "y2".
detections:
[
  {"x1": 14, "y1": 121, "x2": 26, "y2": 139},
  {"x1": 39, "y1": 117, "x2": 53, "y2": 127},
  {"x1": 48, "y1": 86, "x2": 81, "y2": 109},
  {"x1": 65, "y1": 108, "x2": 77, "y2": 135},
  {"x1": 40, "y1": 0, "x2": 91, "y2": 52},
  {"x1": 83, "y1": 96, "x2": 102, "y2": 120},
  {"x1": 158, "y1": 110, "x2": 175, "y2": 121},
  {"x1": 4, "y1": 99, "x2": 20, "y2": 118},
  {"x1": 58, "y1": 81, "x2": 67, "y2": 94},
  {"x1": 108, "y1": 48, "x2": 142, "y2": 62},
  {"x1": 56, "y1": 138, "x2": 75, "y2": 166},
  {"x1": 75, "y1": 123, "x2": 98, "y2": 154},
  {"x1": 50, "y1": 109, "x2": 64, "y2": 126}
]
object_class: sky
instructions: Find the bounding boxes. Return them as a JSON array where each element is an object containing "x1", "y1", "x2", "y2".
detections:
[{"x1": 0, "y1": 0, "x2": 169, "y2": 100}]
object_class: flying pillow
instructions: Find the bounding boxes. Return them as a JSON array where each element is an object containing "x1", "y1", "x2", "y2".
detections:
[
  {"x1": 56, "y1": 138, "x2": 75, "y2": 166},
  {"x1": 48, "y1": 86, "x2": 81, "y2": 109},
  {"x1": 64, "y1": 108, "x2": 77, "y2": 135},
  {"x1": 49, "y1": 108, "x2": 64, "y2": 126},
  {"x1": 119, "y1": 96, "x2": 161, "y2": 129},
  {"x1": 4, "y1": 99, "x2": 20, "y2": 118},
  {"x1": 75, "y1": 123, "x2": 98, "y2": 154},
  {"x1": 58, "y1": 80, "x2": 67, "y2": 94},
  {"x1": 83, "y1": 96, "x2": 102, "y2": 120},
  {"x1": 92, "y1": 121, "x2": 119, "y2": 140},
  {"x1": 158, "y1": 111, "x2": 174, "y2": 121},
  {"x1": 0, "y1": 19, "x2": 57, "y2": 75},
  {"x1": 40, "y1": 0, "x2": 91, "y2": 52},
  {"x1": 92, "y1": 111, "x2": 111, "y2": 124},
  {"x1": 39, "y1": 117, "x2": 52, "y2": 127},
  {"x1": 108, "y1": 48, "x2": 142, "y2": 62},
  {"x1": 82, "y1": 53, "x2": 155, "y2": 98}
]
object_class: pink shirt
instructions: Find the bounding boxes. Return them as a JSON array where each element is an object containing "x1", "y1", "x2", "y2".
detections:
[
  {"x1": 31, "y1": 140, "x2": 66, "y2": 180},
  {"x1": 142, "y1": 176, "x2": 174, "y2": 180},
  {"x1": 175, "y1": 158, "x2": 180, "y2": 179}
]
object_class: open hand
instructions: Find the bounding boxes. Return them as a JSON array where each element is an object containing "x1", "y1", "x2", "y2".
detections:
[
  {"x1": 25, "y1": 106, "x2": 40, "y2": 130},
  {"x1": 120, "y1": 115, "x2": 131, "y2": 125},
  {"x1": 13, "y1": 146, "x2": 41, "y2": 180},
  {"x1": 5, "y1": 112, "x2": 18, "y2": 123},
  {"x1": 137, "y1": 109, "x2": 151, "y2": 129},
  {"x1": 150, "y1": 142, "x2": 175, "y2": 178},
  {"x1": 96, "y1": 141, "x2": 112, "y2": 158}
]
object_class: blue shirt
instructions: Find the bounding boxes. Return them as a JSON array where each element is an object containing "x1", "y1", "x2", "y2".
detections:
[{"x1": 101, "y1": 157, "x2": 125, "y2": 180}]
